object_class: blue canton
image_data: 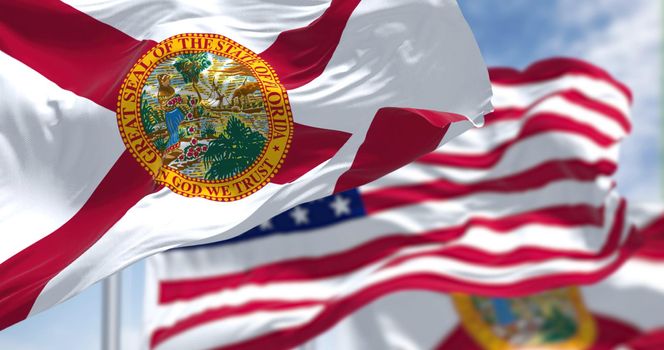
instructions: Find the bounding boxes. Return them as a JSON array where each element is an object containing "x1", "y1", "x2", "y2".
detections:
[{"x1": 182, "y1": 189, "x2": 366, "y2": 249}]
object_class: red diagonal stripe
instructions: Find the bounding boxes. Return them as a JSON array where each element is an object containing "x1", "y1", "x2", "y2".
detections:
[
  {"x1": 271, "y1": 123, "x2": 350, "y2": 184},
  {"x1": 0, "y1": 0, "x2": 157, "y2": 110},
  {"x1": 0, "y1": 0, "x2": 354, "y2": 328},
  {"x1": 334, "y1": 108, "x2": 466, "y2": 193},
  {"x1": 0, "y1": 0, "x2": 161, "y2": 330},
  {"x1": 259, "y1": 0, "x2": 360, "y2": 180},
  {"x1": 260, "y1": 0, "x2": 362, "y2": 90},
  {"x1": 0, "y1": 0, "x2": 352, "y2": 185},
  {"x1": 0, "y1": 152, "x2": 157, "y2": 330},
  {"x1": 258, "y1": 0, "x2": 361, "y2": 181},
  {"x1": 258, "y1": 0, "x2": 362, "y2": 180}
]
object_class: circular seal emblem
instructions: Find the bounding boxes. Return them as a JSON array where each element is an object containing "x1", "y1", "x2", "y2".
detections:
[{"x1": 117, "y1": 34, "x2": 293, "y2": 201}]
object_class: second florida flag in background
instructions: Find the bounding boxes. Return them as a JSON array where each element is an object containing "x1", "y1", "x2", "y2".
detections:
[{"x1": 0, "y1": 0, "x2": 492, "y2": 330}]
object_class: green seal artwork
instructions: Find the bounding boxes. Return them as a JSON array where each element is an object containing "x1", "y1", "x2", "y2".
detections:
[
  {"x1": 452, "y1": 288, "x2": 597, "y2": 350},
  {"x1": 117, "y1": 34, "x2": 293, "y2": 201}
]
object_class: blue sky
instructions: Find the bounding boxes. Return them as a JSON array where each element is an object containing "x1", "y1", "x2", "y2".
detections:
[{"x1": 1, "y1": 1, "x2": 661, "y2": 349}]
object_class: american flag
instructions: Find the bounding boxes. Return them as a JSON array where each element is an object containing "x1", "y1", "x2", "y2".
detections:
[
  {"x1": 144, "y1": 58, "x2": 640, "y2": 350},
  {"x1": 300, "y1": 237, "x2": 664, "y2": 350}
]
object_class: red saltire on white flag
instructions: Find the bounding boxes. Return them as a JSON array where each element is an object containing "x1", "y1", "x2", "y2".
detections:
[
  {"x1": 0, "y1": 0, "x2": 492, "y2": 330},
  {"x1": 142, "y1": 58, "x2": 640, "y2": 350}
]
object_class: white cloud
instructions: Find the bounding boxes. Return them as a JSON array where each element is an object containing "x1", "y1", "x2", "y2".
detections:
[{"x1": 553, "y1": 0, "x2": 661, "y2": 201}]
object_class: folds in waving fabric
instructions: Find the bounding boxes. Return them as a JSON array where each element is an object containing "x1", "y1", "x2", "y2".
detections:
[
  {"x1": 304, "y1": 227, "x2": 664, "y2": 350},
  {"x1": 306, "y1": 204, "x2": 664, "y2": 350},
  {"x1": 0, "y1": 0, "x2": 492, "y2": 329},
  {"x1": 142, "y1": 58, "x2": 649, "y2": 350}
]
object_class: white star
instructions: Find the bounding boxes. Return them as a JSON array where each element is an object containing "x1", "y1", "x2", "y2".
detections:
[
  {"x1": 329, "y1": 195, "x2": 352, "y2": 217},
  {"x1": 259, "y1": 220, "x2": 273, "y2": 231},
  {"x1": 290, "y1": 206, "x2": 310, "y2": 225}
]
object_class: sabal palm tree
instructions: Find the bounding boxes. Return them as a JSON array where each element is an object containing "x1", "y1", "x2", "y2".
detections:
[
  {"x1": 203, "y1": 116, "x2": 266, "y2": 180},
  {"x1": 173, "y1": 53, "x2": 211, "y2": 102},
  {"x1": 540, "y1": 306, "x2": 577, "y2": 342}
]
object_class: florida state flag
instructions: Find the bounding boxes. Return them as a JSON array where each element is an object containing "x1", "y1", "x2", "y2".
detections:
[{"x1": 0, "y1": 0, "x2": 492, "y2": 330}]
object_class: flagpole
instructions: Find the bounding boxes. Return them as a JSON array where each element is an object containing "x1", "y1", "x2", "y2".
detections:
[{"x1": 102, "y1": 272, "x2": 122, "y2": 350}]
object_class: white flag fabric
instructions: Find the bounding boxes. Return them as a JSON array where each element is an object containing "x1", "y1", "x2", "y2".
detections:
[
  {"x1": 303, "y1": 204, "x2": 664, "y2": 350},
  {"x1": 0, "y1": 0, "x2": 492, "y2": 329},
  {"x1": 301, "y1": 254, "x2": 664, "y2": 350},
  {"x1": 142, "y1": 59, "x2": 643, "y2": 350}
]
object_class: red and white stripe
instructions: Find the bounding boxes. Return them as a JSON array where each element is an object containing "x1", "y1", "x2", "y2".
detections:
[
  {"x1": 302, "y1": 246, "x2": 664, "y2": 350},
  {"x1": 143, "y1": 58, "x2": 643, "y2": 350},
  {"x1": 300, "y1": 206, "x2": 664, "y2": 350},
  {"x1": 0, "y1": 0, "x2": 491, "y2": 329}
]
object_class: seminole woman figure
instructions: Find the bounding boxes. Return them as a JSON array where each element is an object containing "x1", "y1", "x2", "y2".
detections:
[{"x1": 157, "y1": 74, "x2": 185, "y2": 163}]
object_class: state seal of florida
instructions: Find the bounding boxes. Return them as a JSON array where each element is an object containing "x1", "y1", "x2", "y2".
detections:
[{"x1": 116, "y1": 33, "x2": 293, "y2": 201}]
